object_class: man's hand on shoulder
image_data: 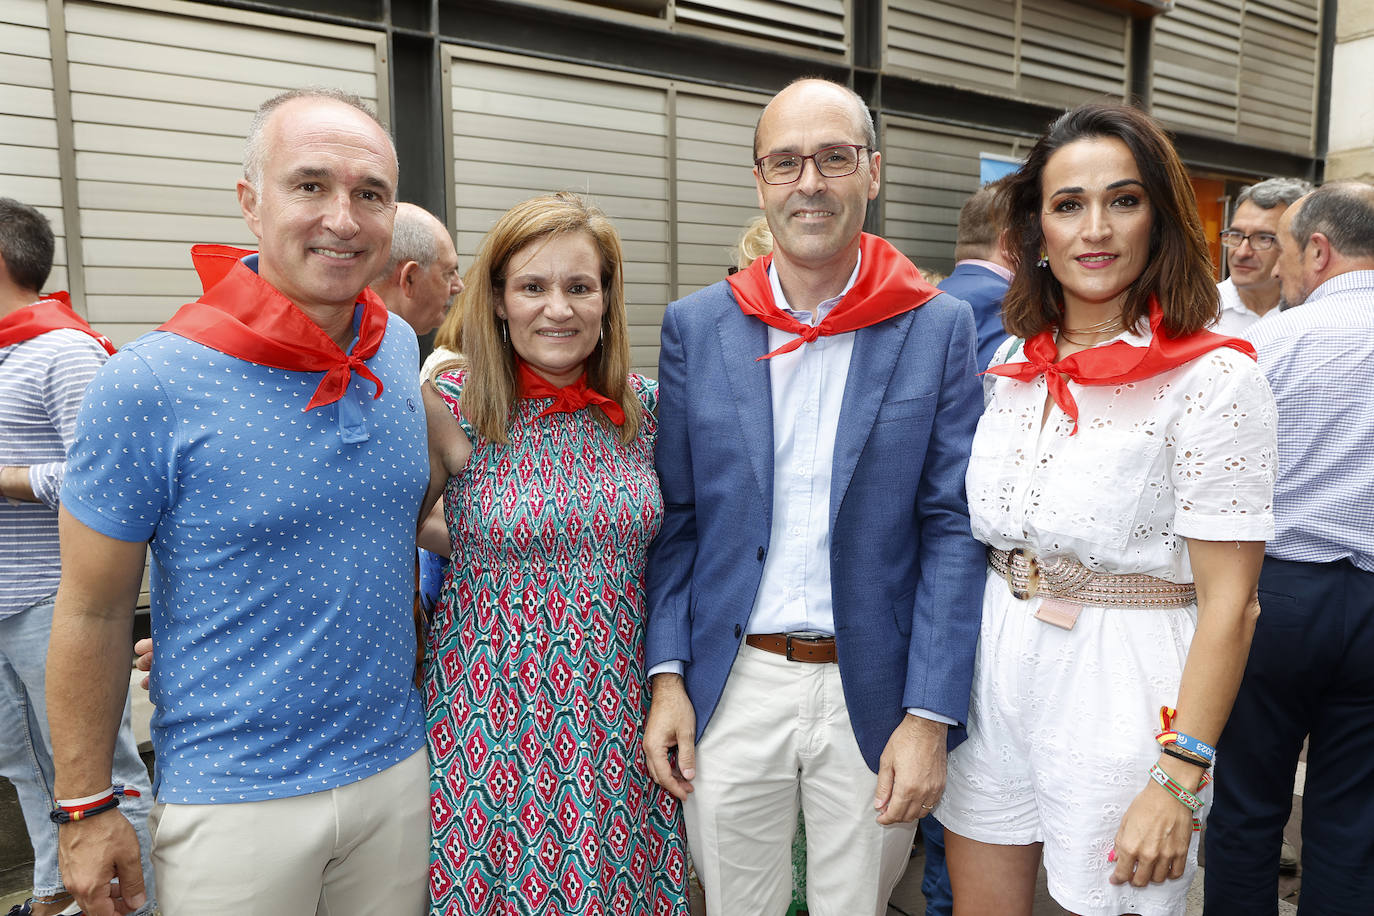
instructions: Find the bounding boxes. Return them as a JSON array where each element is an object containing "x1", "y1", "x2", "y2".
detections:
[
  {"x1": 642, "y1": 673, "x2": 697, "y2": 801},
  {"x1": 874, "y1": 714, "x2": 948, "y2": 825},
  {"x1": 58, "y1": 814, "x2": 147, "y2": 916}
]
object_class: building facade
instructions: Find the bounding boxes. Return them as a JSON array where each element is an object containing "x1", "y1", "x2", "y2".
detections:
[{"x1": 1, "y1": 0, "x2": 1334, "y2": 373}]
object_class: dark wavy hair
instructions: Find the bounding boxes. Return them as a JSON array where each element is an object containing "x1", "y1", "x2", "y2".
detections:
[{"x1": 998, "y1": 102, "x2": 1218, "y2": 339}]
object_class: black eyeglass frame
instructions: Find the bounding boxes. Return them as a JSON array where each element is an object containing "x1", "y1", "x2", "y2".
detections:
[
  {"x1": 1219, "y1": 229, "x2": 1279, "y2": 251},
  {"x1": 753, "y1": 144, "x2": 875, "y2": 186}
]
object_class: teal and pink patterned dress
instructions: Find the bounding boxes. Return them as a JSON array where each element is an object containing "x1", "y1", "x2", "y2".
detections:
[{"x1": 426, "y1": 368, "x2": 689, "y2": 916}]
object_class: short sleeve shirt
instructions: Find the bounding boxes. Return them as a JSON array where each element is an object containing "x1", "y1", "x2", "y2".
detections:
[
  {"x1": 968, "y1": 329, "x2": 1277, "y2": 582},
  {"x1": 63, "y1": 312, "x2": 427, "y2": 803}
]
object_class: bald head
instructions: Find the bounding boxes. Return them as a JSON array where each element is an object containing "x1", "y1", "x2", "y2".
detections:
[
  {"x1": 753, "y1": 78, "x2": 876, "y2": 160},
  {"x1": 371, "y1": 203, "x2": 462, "y2": 335}
]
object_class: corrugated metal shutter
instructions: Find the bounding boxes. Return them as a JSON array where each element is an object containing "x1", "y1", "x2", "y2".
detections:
[
  {"x1": 446, "y1": 53, "x2": 671, "y2": 375},
  {"x1": 1238, "y1": 0, "x2": 1320, "y2": 155},
  {"x1": 881, "y1": 116, "x2": 1023, "y2": 276},
  {"x1": 1151, "y1": 0, "x2": 1242, "y2": 138},
  {"x1": 884, "y1": 0, "x2": 1017, "y2": 96},
  {"x1": 673, "y1": 90, "x2": 768, "y2": 300},
  {"x1": 1018, "y1": 0, "x2": 1129, "y2": 106},
  {"x1": 675, "y1": 0, "x2": 848, "y2": 55},
  {"x1": 884, "y1": 0, "x2": 1126, "y2": 108},
  {"x1": 0, "y1": 0, "x2": 67, "y2": 293},
  {"x1": 60, "y1": 0, "x2": 385, "y2": 345}
]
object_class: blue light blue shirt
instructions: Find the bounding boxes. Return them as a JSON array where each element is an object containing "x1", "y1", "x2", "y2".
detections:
[
  {"x1": 0, "y1": 327, "x2": 108, "y2": 618},
  {"x1": 63, "y1": 310, "x2": 428, "y2": 803},
  {"x1": 1244, "y1": 269, "x2": 1374, "y2": 572}
]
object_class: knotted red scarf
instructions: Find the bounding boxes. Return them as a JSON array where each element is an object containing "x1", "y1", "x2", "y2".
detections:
[
  {"x1": 984, "y1": 295, "x2": 1256, "y2": 433},
  {"x1": 516, "y1": 358, "x2": 625, "y2": 426},
  {"x1": 728, "y1": 232, "x2": 940, "y2": 360},
  {"x1": 0, "y1": 293, "x2": 116, "y2": 355},
  {"x1": 159, "y1": 244, "x2": 389, "y2": 411}
]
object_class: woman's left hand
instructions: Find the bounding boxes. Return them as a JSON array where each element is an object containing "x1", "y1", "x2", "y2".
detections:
[{"x1": 1109, "y1": 779, "x2": 1195, "y2": 887}]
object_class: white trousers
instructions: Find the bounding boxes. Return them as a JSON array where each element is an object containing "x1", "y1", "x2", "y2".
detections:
[
  {"x1": 150, "y1": 748, "x2": 428, "y2": 916},
  {"x1": 684, "y1": 645, "x2": 917, "y2": 916}
]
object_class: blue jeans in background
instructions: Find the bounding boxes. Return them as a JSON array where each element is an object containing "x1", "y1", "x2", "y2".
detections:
[
  {"x1": 0, "y1": 594, "x2": 157, "y2": 911},
  {"x1": 921, "y1": 814, "x2": 953, "y2": 916}
]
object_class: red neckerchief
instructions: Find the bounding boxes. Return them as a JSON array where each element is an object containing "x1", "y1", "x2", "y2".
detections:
[
  {"x1": 158, "y1": 244, "x2": 389, "y2": 411},
  {"x1": 516, "y1": 357, "x2": 625, "y2": 426},
  {"x1": 727, "y1": 232, "x2": 941, "y2": 360},
  {"x1": 0, "y1": 293, "x2": 116, "y2": 355},
  {"x1": 984, "y1": 295, "x2": 1256, "y2": 433}
]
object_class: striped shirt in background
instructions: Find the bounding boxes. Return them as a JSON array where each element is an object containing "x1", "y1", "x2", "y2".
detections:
[
  {"x1": 0, "y1": 327, "x2": 110, "y2": 617},
  {"x1": 1244, "y1": 269, "x2": 1374, "y2": 573}
]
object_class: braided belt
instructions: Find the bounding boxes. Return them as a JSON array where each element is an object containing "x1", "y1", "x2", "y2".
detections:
[{"x1": 988, "y1": 547, "x2": 1196, "y2": 609}]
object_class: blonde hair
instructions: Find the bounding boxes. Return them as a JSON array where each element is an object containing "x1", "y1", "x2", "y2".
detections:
[
  {"x1": 453, "y1": 191, "x2": 640, "y2": 445},
  {"x1": 735, "y1": 216, "x2": 774, "y2": 270}
]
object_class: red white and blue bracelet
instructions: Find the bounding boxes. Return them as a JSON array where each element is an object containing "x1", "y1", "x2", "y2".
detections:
[{"x1": 49, "y1": 785, "x2": 141, "y2": 824}]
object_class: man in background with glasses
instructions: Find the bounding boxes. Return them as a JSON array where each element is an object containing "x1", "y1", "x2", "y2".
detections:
[
  {"x1": 1215, "y1": 177, "x2": 1312, "y2": 334},
  {"x1": 643, "y1": 77, "x2": 984, "y2": 915}
]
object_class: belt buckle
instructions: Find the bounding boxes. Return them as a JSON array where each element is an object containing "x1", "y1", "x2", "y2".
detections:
[{"x1": 1007, "y1": 548, "x2": 1040, "y2": 600}]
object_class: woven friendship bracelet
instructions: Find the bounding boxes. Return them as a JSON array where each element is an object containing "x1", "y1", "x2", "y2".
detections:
[
  {"x1": 49, "y1": 784, "x2": 141, "y2": 825},
  {"x1": 1148, "y1": 764, "x2": 1206, "y2": 811},
  {"x1": 1156, "y1": 706, "x2": 1217, "y2": 764}
]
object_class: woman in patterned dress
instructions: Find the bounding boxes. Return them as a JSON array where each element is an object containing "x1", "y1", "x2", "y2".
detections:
[
  {"x1": 937, "y1": 104, "x2": 1277, "y2": 916},
  {"x1": 417, "y1": 192, "x2": 689, "y2": 916}
]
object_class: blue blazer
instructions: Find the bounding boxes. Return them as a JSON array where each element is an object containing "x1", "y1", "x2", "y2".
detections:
[
  {"x1": 644, "y1": 279, "x2": 987, "y2": 770},
  {"x1": 938, "y1": 262, "x2": 1011, "y2": 372}
]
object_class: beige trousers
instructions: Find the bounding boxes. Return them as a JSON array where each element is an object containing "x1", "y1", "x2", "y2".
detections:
[
  {"x1": 683, "y1": 645, "x2": 918, "y2": 916},
  {"x1": 149, "y1": 749, "x2": 428, "y2": 916}
]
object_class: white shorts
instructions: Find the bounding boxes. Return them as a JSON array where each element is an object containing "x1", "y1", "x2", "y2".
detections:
[{"x1": 938, "y1": 570, "x2": 1206, "y2": 916}]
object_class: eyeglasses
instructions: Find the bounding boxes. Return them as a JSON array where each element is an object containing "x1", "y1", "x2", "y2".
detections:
[
  {"x1": 754, "y1": 145, "x2": 873, "y2": 185},
  {"x1": 1220, "y1": 229, "x2": 1278, "y2": 251}
]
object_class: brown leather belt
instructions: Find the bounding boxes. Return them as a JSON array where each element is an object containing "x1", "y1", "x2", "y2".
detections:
[{"x1": 745, "y1": 633, "x2": 837, "y2": 664}]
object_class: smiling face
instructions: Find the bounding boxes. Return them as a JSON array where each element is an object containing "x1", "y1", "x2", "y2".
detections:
[
  {"x1": 1225, "y1": 199, "x2": 1284, "y2": 295},
  {"x1": 753, "y1": 80, "x2": 880, "y2": 279},
  {"x1": 1039, "y1": 136, "x2": 1153, "y2": 321},
  {"x1": 496, "y1": 231, "x2": 606, "y2": 386},
  {"x1": 238, "y1": 98, "x2": 397, "y2": 318}
]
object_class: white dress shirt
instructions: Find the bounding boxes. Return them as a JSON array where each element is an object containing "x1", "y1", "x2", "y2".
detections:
[
  {"x1": 745, "y1": 258, "x2": 858, "y2": 635},
  {"x1": 1214, "y1": 277, "x2": 1279, "y2": 336},
  {"x1": 650, "y1": 253, "x2": 955, "y2": 724}
]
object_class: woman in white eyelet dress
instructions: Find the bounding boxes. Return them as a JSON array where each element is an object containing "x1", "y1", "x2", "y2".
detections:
[{"x1": 938, "y1": 104, "x2": 1278, "y2": 916}]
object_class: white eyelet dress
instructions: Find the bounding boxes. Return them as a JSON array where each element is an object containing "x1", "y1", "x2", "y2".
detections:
[{"x1": 937, "y1": 329, "x2": 1277, "y2": 916}]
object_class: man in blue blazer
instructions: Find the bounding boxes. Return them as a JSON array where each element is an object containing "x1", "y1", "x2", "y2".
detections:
[
  {"x1": 939, "y1": 182, "x2": 1014, "y2": 373},
  {"x1": 643, "y1": 78, "x2": 985, "y2": 915}
]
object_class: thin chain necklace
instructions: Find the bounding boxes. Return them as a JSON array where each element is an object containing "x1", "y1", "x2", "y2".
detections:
[{"x1": 1058, "y1": 311, "x2": 1125, "y2": 346}]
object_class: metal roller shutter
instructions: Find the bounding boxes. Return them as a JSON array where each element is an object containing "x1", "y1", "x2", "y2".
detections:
[
  {"x1": 1238, "y1": 0, "x2": 1321, "y2": 155},
  {"x1": 1151, "y1": 0, "x2": 1243, "y2": 138},
  {"x1": 884, "y1": 0, "x2": 1126, "y2": 108},
  {"x1": 446, "y1": 51, "x2": 672, "y2": 376},
  {"x1": 881, "y1": 116, "x2": 1024, "y2": 277},
  {"x1": 60, "y1": 0, "x2": 386, "y2": 344},
  {"x1": 674, "y1": 0, "x2": 849, "y2": 54},
  {"x1": 1018, "y1": 0, "x2": 1129, "y2": 106},
  {"x1": 884, "y1": 0, "x2": 1017, "y2": 96},
  {"x1": 672, "y1": 90, "x2": 769, "y2": 299},
  {"x1": 0, "y1": 0, "x2": 68, "y2": 294}
]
